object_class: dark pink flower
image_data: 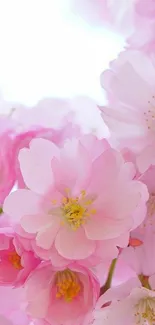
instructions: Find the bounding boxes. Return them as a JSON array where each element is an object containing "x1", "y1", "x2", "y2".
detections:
[{"x1": 0, "y1": 230, "x2": 40, "y2": 286}]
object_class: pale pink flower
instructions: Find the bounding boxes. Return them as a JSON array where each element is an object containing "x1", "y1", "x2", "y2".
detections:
[
  {"x1": 24, "y1": 262, "x2": 100, "y2": 325},
  {"x1": 4, "y1": 136, "x2": 148, "y2": 261},
  {"x1": 100, "y1": 50, "x2": 155, "y2": 172},
  {"x1": 0, "y1": 230, "x2": 40, "y2": 286},
  {"x1": 94, "y1": 278, "x2": 155, "y2": 325},
  {"x1": 12, "y1": 98, "x2": 80, "y2": 188},
  {"x1": 14, "y1": 127, "x2": 79, "y2": 188}
]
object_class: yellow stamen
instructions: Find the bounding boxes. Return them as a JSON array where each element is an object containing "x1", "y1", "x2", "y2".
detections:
[
  {"x1": 63, "y1": 198, "x2": 86, "y2": 230},
  {"x1": 61, "y1": 190, "x2": 95, "y2": 230},
  {"x1": 65, "y1": 188, "x2": 70, "y2": 194},
  {"x1": 62, "y1": 197, "x2": 67, "y2": 204},
  {"x1": 90, "y1": 209, "x2": 97, "y2": 215},
  {"x1": 51, "y1": 199, "x2": 57, "y2": 205},
  {"x1": 55, "y1": 269, "x2": 81, "y2": 302},
  {"x1": 135, "y1": 297, "x2": 155, "y2": 325},
  {"x1": 8, "y1": 252, "x2": 23, "y2": 270},
  {"x1": 85, "y1": 200, "x2": 93, "y2": 206},
  {"x1": 81, "y1": 190, "x2": 86, "y2": 197}
]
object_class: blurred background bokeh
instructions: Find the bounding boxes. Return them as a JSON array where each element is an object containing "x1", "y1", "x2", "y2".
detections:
[{"x1": 0, "y1": 0, "x2": 124, "y2": 134}]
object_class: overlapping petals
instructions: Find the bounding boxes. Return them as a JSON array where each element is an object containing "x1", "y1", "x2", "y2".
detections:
[
  {"x1": 4, "y1": 136, "x2": 148, "y2": 264},
  {"x1": 24, "y1": 262, "x2": 100, "y2": 325}
]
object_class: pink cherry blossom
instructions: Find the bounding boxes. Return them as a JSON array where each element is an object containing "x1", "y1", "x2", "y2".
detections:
[
  {"x1": 100, "y1": 50, "x2": 155, "y2": 173},
  {"x1": 94, "y1": 278, "x2": 155, "y2": 325},
  {"x1": 4, "y1": 136, "x2": 148, "y2": 261},
  {"x1": 0, "y1": 118, "x2": 17, "y2": 205},
  {"x1": 14, "y1": 126, "x2": 79, "y2": 188},
  {"x1": 24, "y1": 262, "x2": 100, "y2": 325},
  {"x1": 11, "y1": 98, "x2": 80, "y2": 188},
  {"x1": 0, "y1": 229, "x2": 40, "y2": 286}
]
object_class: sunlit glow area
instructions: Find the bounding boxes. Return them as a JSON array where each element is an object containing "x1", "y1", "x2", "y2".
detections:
[
  {"x1": 0, "y1": 0, "x2": 124, "y2": 135},
  {"x1": 0, "y1": 0, "x2": 124, "y2": 104}
]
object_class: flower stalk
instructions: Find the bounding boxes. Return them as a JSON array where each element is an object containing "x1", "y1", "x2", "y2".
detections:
[{"x1": 100, "y1": 258, "x2": 117, "y2": 295}]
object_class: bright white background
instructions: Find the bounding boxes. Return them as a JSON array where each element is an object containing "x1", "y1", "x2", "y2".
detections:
[{"x1": 0, "y1": 0, "x2": 124, "y2": 133}]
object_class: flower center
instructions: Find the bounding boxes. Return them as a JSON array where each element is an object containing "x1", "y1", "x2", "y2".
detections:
[
  {"x1": 135, "y1": 297, "x2": 155, "y2": 325},
  {"x1": 61, "y1": 190, "x2": 96, "y2": 230},
  {"x1": 8, "y1": 251, "x2": 23, "y2": 270},
  {"x1": 55, "y1": 269, "x2": 81, "y2": 302},
  {"x1": 144, "y1": 96, "x2": 155, "y2": 132},
  {"x1": 62, "y1": 197, "x2": 86, "y2": 230}
]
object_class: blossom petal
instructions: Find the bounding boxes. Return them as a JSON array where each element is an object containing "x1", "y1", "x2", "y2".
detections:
[
  {"x1": 19, "y1": 138, "x2": 58, "y2": 194},
  {"x1": 137, "y1": 145, "x2": 155, "y2": 173},
  {"x1": 95, "y1": 240, "x2": 118, "y2": 261},
  {"x1": 88, "y1": 149, "x2": 123, "y2": 200},
  {"x1": 84, "y1": 213, "x2": 133, "y2": 240},
  {"x1": 21, "y1": 213, "x2": 52, "y2": 234},
  {"x1": 4, "y1": 189, "x2": 41, "y2": 222},
  {"x1": 51, "y1": 141, "x2": 91, "y2": 195},
  {"x1": 26, "y1": 289, "x2": 51, "y2": 318},
  {"x1": 0, "y1": 315, "x2": 14, "y2": 325},
  {"x1": 36, "y1": 220, "x2": 60, "y2": 249},
  {"x1": 55, "y1": 226, "x2": 96, "y2": 259}
]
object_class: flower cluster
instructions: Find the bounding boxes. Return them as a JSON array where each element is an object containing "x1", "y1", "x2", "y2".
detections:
[{"x1": 1, "y1": 1, "x2": 155, "y2": 325}]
